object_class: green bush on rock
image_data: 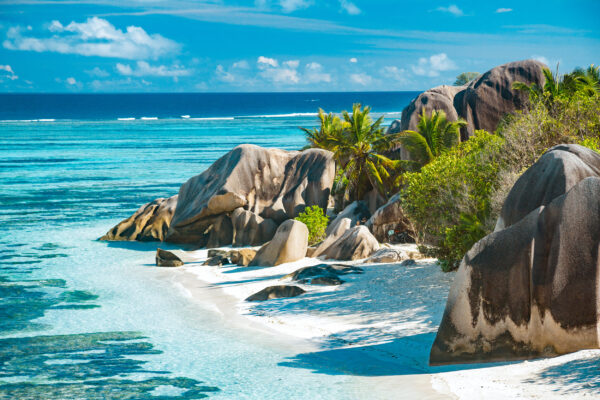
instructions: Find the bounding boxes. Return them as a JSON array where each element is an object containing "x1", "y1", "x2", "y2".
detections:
[
  {"x1": 295, "y1": 205, "x2": 329, "y2": 245},
  {"x1": 401, "y1": 130, "x2": 505, "y2": 271}
]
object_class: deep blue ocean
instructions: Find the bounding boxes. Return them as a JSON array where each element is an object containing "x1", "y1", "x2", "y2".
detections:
[{"x1": 0, "y1": 92, "x2": 417, "y2": 399}]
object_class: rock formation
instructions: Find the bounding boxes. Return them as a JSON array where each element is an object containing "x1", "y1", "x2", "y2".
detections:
[
  {"x1": 431, "y1": 149, "x2": 600, "y2": 364},
  {"x1": 101, "y1": 144, "x2": 335, "y2": 247},
  {"x1": 318, "y1": 226, "x2": 379, "y2": 261},
  {"x1": 366, "y1": 193, "x2": 413, "y2": 243},
  {"x1": 365, "y1": 247, "x2": 408, "y2": 264},
  {"x1": 246, "y1": 285, "x2": 306, "y2": 301},
  {"x1": 285, "y1": 263, "x2": 364, "y2": 286},
  {"x1": 101, "y1": 196, "x2": 177, "y2": 241},
  {"x1": 155, "y1": 248, "x2": 184, "y2": 267},
  {"x1": 326, "y1": 201, "x2": 370, "y2": 236},
  {"x1": 390, "y1": 60, "x2": 546, "y2": 144},
  {"x1": 249, "y1": 220, "x2": 308, "y2": 267},
  {"x1": 313, "y1": 217, "x2": 351, "y2": 258}
]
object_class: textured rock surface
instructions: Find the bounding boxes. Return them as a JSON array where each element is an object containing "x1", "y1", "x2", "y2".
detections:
[
  {"x1": 245, "y1": 285, "x2": 306, "y2": 301},
  {"x1": 366, "y1": 193, "x2": 413, "y2": 243},
  {"x1": 365, "y1": 247, "x2": 408, "y2": 264},
  {"x1": 249, "y1": 220, "x2": 308, "y2": 267},
  {"x1": 319, "y1": 226, "x2": 379, "y2": 261},
  {"x1": 155, "y1": 248, "x2": 184, "y2": 267},
  {"x1": 393, "y1": 60, "x2": 546, "y2": 148},
  {"x1": 326, "y1": 201, "x2": 370, "y2": 236},
  {"x1": 285, "y1": 263, "x2": 363, "y2": 283},
  {"x1": 167, "y1": 145, "x2": 335, "y2": 244},
  {"x1": 229, "y1": 248, "x2": 257, "y2": 266},
  {"x1": 496, "y1": 144, "x2": 600, "y2": 230},
  {"x1": 431, "y1": 176, "x2": 600, "y2": 365},
  {"x1": 231, "y1": 208, "x2": 278, "y2": 247},
  {"x1": 313, "y1": 217, "x2": 351, "y2": 258},
  {"x1": 101, "y1": 195, "x2": 177, "y2": 241}
]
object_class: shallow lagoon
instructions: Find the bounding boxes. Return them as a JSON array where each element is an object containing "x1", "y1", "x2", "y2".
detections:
[{"x1": 0, "y1": 117, "x2": 401, "y2": 399}]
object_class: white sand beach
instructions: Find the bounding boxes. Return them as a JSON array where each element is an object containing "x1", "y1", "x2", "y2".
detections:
[{"x1": 159, "y1": 245, "x2": 600, "y2": 399}]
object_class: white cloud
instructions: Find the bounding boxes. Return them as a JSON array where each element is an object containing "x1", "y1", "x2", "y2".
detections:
[
  {"x1": 532, "y1": 55, "x2": 549, "y2": 65},
  {"x1": 411, "y1": 53, "x2": 457, "y2": 77},
  {"x1": 86, "y1": 67, "x2": 109, "y2": 77},
  {"x1": 257, "y1": 56, "x2": 279, "y2": 68},
  {"x1": 340, "y1": 0, "x2": 361, "y2": 15},
  {"x1": 349, "y1": 57, "x2": 358, "y2": 63},
  {"x1": 350, "y1": 73, "x2": 372, "y2": 86},
  {"x1": 116, "y1": 61, "x2": 191, "y2": 81},
  {"x1": 495, "y1": 8, "x2": 513, "y2": 13},
  {"x1": 380, "y1": 66, "x2": 407, "y2": 82},
  {"x1": 0, "y1": 64, "x2": 18, "y2": 80},
  {"x1": 4, "y1": 17, "x2": 179, "y2": 60},
  {"x1": 283, "y1": 60, "x2": 300, "y2": 69},
  {"x1": 66, "y1": 77, "x2": 77, "y2": 85},
  {"x1": 436, "y1": 5, "x2": 464, "y2": 17},
  {"x1": 215, "y1": 64, "x2": 235, "y2": 82},
  {"x1": 280, "y1": 0, "x2": 312, "y2": 12},
  {"x1": 232, "y1": 60, "x2": 250, "y2": 69},
  {"x1": 305, "y1": 62, "x2": 331, "y2": 83}
]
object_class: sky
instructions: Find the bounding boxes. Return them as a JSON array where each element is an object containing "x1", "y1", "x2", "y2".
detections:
[{"x1": 1, "y1": 0, "x2": 599, "y2": 92}]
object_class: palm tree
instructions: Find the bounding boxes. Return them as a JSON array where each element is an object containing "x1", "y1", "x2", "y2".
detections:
[
  {"x1": 392, "y1": 109, "x2": 466, "y2": 169},
  {"x1": 571, "y1": 64, "x2": 600, "y2": 96},
  {"x1": 300, "y1": 108, "x2": 347, "y2": 150}
]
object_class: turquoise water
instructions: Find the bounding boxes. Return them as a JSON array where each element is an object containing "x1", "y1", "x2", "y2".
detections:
[{"x1": 0, "y1": 116, "x2": 399, "y2": 399}]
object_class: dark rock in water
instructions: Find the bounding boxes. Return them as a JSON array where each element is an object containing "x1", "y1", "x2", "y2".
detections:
[
  {"x1": 249, "y1": 220, "x2": 308, "y2": 267},
  {"x1": 431, "y1": 176, "x2": 600, "y2": 365},
  {"x1": 167, "y1": 144, "x2": 335, "y2": 244},
  {"x1": 496, "y1": 144, "x2": 600, "y2": 230},
  {"x1": 229, "y1": 248, "x2": 257, "y2": 266},
  {"x1": 319, "y1": 226, "x2": 379, "y2": 261},
  {"x1": 300, "y1": 276, "x2": 344, "y2": 286},
  {"x1": 246, "y1": 285, "x2": 306, "y2": 301},
  {"x1": 366, "y1": 193, "x2": 414, "y2": 243},
  {"x1": 285, "y1": 263, "x2": 363, "y2": 286},
  {"x1": 155, "y1": 248, "x2": 184, "y2": 267},
  {"x1": 400, "y1": 259, "x2": 416, "y2": 266},
  {"x1": 101, "y1": 195, "x2": 177, "y2": 241}
]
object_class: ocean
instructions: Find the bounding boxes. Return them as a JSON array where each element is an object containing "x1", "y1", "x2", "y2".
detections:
[{"x1": 0, "y1": 92, "x2": 417, "y2": 399}]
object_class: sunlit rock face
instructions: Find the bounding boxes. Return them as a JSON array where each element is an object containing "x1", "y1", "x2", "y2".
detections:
[
  {"x1": 101, "y1": 144, "x2": 335, "y2": 247},
  {"x1": 430, "y1": 176, "x2": 600, "y2": 365}
]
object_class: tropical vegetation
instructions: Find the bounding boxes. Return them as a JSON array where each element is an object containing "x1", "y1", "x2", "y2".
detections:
[
  {"x1": 454, "y1": 71, "x2": 480, "y2": 86},
  {"x1": 295, "y1": 205, "x2": 329, "y2": 245}
]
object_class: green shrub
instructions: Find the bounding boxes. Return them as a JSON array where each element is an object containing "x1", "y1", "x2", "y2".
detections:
[
  {"x1": 401, "y1": 131, "x2": 505, "y2": 271},
  {"x1": 295, "y1": 205, "x2": 329, "y2": 245}
]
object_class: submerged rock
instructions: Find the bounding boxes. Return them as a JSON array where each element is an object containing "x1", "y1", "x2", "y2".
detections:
[
  {"x1": 245, "y1": 285, "x2": 306, "y2": 301},
  {"x1": 431, "y1": 175, "x2": 600, "y2": 365},
  {"x1": 101, "y1": 195, "x2": 177, "y2": 241},
  {"x1": 249, "y1": 220, "x2": 308, "y2": 267},
  {"x1": 155, "y1": 248, "x2": 184, "y2": 267},
  {"x1": 318, "y1": 226, "x2": 379, "y2": 261}
]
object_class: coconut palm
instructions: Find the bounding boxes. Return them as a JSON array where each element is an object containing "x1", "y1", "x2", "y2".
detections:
[
  {"x1": 300, "y1": 108, "x2": 347, "y2": 150},
  {"x1": 392, "y1": 109, "x2": 467, "y2": 169}
]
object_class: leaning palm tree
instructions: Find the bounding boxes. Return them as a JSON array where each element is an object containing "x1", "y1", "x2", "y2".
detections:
[
  {"x1": 392, "y1": 109, "x2": 466, "y2": 169},
  {"x1": 328, "y1": 104, "x2": 403, "y2": 201}
]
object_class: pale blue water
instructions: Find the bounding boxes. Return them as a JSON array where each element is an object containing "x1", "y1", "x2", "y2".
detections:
[{"x1": 0, "y1": 111, "x2": 405, "y2": 399}]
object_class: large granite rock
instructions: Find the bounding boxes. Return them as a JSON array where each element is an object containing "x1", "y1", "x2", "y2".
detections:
[
  {"x1": 496, "y1": 144, "x2": 600, "y2": 230},
  {"x1": 326, "y1": 201, "x2": 370, "y2": 236},
  {"x1": 167, "y1": 145, "x2": 335, "y2": 245},
  {"x1": 459, "y1": 60, "x2": 546, "y2": 137},
  {"x1": 319, "y1": 226, "x2": 379, "y2": 261},
  {"x1": 391, "y1": 60, "x2": 546, "y2": 148},
  {"x1": 313, "y1": 217, "x2": 351, "y2": 258},
  {"x1": 430, "y1": 176, "x2": 600, "y2": 365},
  {"x1": 365, "y1": 247, "x2": 408, "y2": 264},
  {"x1": 231, "y1": 208, "x2": 278, "y2": 247},
  {"x1": 101, "y1": 195, "x2": 177, "y2": 241},
  {"x1": 366, "y1": 193, "x2": 413, "y2": 243},
  {"x1": 249, "y1": 219, "x2": 308, "y2": 267}
]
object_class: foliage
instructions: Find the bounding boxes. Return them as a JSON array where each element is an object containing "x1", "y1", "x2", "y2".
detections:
[
  {"x1": 401, "y1": 131, "x2": 505, "y2": 271},
  {"x1": 302, "y1": 103, "x2": 405, "y2": 203},
  {"x1": 393, "y1": 109, "x2": 467, "y2": 169},
  {"x1": 578, "y1": 137, "x2": 600, "y2": 153},
  {"x1": 454, "y1": 72, "x2": 480, "y2": 86},
  {"x1": 295, "y1": 205, "x2": 329, "y2": 245}
]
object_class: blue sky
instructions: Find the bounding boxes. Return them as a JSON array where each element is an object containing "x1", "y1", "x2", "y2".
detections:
[{"x1": 1, "y1": 0, "x2": 599, "y2": 92}]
